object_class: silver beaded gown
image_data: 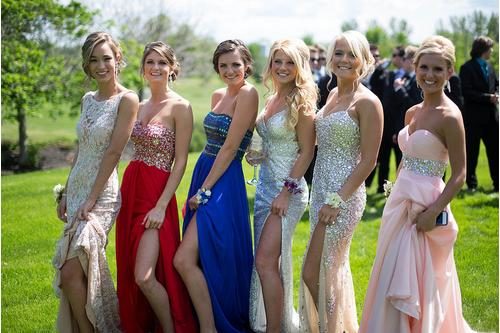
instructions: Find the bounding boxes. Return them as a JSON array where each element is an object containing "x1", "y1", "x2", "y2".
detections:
[
  {"x1": 299, "y1": 109, "x2": 366, "y2": 333},
  {"x1": 249, "y1": 108, "x2": 308, "y2": 333},
  {"x1": 52, "y1": 91, "x2": 129, "y2": 332}
]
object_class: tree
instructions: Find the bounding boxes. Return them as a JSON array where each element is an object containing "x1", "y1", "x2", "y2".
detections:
[
  {"x1": 389, "y1": 18, "x2": 412, "y2": 46},
  {"x1": 341, "y1": 19, "x2": 359, "y2": 32},
  {"x1": 1, "y1": 0, "x2": 93, "y2": 167},
  {"x1": 435, "y1": 11, "x2": 498, "y2": 72}
]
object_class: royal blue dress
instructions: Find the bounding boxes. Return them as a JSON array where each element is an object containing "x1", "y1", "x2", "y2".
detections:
[{"x1": 183, "y1": 111, "x2": 253, "y2": 332}]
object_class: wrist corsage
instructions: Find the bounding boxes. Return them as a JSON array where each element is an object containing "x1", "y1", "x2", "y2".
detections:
[
  {"x1": 283, "y1": 177, "x2": 303, "y2": 195},
  {"x1": 195, "y1": 188, "x2": 212, "y2": 205},
  {"x1": 383, "y1": 180, "x2": 393, "y2": 198},
  {"x1": 53, "y1": 184, "x2": 66, "y2": 204},
  {"x1": 324, "y1": 192, "x2": 347, "y2": 209}
]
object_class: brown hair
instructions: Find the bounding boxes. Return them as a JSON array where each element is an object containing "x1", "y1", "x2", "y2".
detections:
[
  {"x1": 470, "y1": 36, "x2": 494, "y2": 58},
  {"x1": 81, "y1": 32, "x2": 125, "y2": 79},
  {"x1": 140, "y1": 41, "x2": 180, "y2": 81},
  {"x1": 212, "y1": 39, "x2": 254, "y2": 77}
]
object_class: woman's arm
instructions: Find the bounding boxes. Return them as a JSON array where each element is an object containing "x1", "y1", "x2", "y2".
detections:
[
  {"x1": 77, "y1": 92, "x2": 139, "y2": 220},
  {"x1": 201, "y1": 86, "x2": 259, "y2": 190},
  {"x1": 416, "y1": 109, "x2": 466, "y2": 231},
  {"x1": 271, "y1": 106, "x2": 316, "y2": 216},
  {"x1": 337, "y1": 96, "x2": 383, "y2": 201},
  {"x1": 144, "y1": 102, "x2": 194, "y2": 228}
]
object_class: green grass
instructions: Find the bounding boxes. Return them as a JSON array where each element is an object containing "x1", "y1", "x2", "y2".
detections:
[{"x1": 2, "y1": 145, "x2": 498, "y2": 332}]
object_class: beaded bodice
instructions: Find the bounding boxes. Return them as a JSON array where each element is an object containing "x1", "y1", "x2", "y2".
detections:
[
  {"x1": 314, "y1": 110, "x2": 361, "y2": 193},
  {"x1": 202, "y1": 111, "x2": 252, "y2": 161},
  {"x1": 398, "y1": 126, "x2": 448, "y2": 178},
  {"x1": 256, "y1": 108, "x2": 301, "y2": 183},
  {"x1": 131, "y1": 121, "x2": 175, "y2": 172}
]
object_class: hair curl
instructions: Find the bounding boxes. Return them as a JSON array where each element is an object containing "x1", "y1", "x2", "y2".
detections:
[
  {"x1": 81, "y1": 31, "x2": 125, "y2": 79},
  {"x1": 262, "y1": 39, "x2": 318, "y2": 129},
  {"x1": 212, "y1": 39, "x2": 254, "y2": 78},
  {"x1": 325, "y1": 31, "x2": 374, "y2": 84},
  {"x1": 140, "y1": 41, "x2": 180, "y2": 81}
]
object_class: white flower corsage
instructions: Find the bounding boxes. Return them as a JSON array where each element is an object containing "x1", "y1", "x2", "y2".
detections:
[
  {"x1": 324, "y1": 192, "x2": 347, "y2": 209},
  {"x1": 53, "y1": 184, "x2": 66, "y2": 204},
  {"x1": 383, "y1": 180, "x2": 393, "y2": 198},
  {"x1": 195, "y1": 188, "x2": 212, "y2": 205}
]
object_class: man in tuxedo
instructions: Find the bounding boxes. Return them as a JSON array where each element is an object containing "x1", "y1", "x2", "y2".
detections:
[{"x1": 459, "y1": 36, "x2": 499, "y2": 192}]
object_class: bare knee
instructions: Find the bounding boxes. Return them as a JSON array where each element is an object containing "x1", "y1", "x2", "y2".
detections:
[
  {"x1": 173, "y1": 251, "x2": 195, "y2": 277},
  {"x1": 135, "y1": 271, "x2": 157, "y2": 293},
  {"x1": 60, "y1": 261, "x2": 85, "y2": 289},
  {"x1": 255, "y1": 251, "x2": 278, "y2": 279},
  {"x1": 302, "y1": 266, "x2": 317, "y2": 291}
]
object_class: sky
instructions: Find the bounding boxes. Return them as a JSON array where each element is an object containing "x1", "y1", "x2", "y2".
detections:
[{"x1": 82, "y1": 0, "x2": 498, "y2": 45}]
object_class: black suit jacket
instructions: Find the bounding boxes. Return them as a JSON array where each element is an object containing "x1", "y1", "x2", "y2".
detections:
[
  {"x1": 385, "y1": 73, "x2": 422, "y2": 136},
  {"x1": 459, "y1": 59, "x2": 499, "y2": 125}
]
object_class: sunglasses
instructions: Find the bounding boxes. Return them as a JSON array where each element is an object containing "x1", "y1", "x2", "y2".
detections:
[{"x1": 310, "y1": 58, "x2": 319, "y2": 62}]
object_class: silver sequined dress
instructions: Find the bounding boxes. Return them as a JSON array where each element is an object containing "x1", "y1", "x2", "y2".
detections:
[
  {"x1": 249, "y1": 109, "x2": 308, "y2": 333},
  {"x1": 299, "y1": 109, "x2": 366, "y2": 333},
  {"x1": 52, "y1": 91, "x2": 129, "y2": 332}
]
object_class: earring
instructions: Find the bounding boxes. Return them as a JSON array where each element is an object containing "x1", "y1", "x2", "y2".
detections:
[
  {"x1": 168, "y1": 73, "x2": 174, "y2": 83},
  {"x1": 416, "y1": 80, "x2": 420, "y2": 89},
  {"x1": 445, "y1": 80, "x2": 451, "y2": 92}
]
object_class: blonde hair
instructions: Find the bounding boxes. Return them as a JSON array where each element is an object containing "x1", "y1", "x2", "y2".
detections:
[
  {"x1": 81, "y1": 32, "x2": 125, "y2": 79},
  {"x1": 140, "y1": 41, "x2": 180, "y2": 81},
  {"x1": 414, "y1": 35, "x2": 456, "y2": 69},
  {"x1": 262, "y1": 39, "x2": 318, "y2": 129},
  {"x1": 326, "y1": 30, "x2": 375, "y2": 83}
]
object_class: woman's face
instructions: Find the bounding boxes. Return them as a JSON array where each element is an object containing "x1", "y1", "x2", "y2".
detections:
[
  {"x1": 331, "y1": 38, "x2": 361, "y2": 81},
  {"x1": 416, "y1": 53, "x2": 452, "y2": 94},
  {"x1": 143, "y1": 50, "x2": 170, "y2": 84},
  {"x1": 217, "y1": 50, "x2": 247, "y2": 86},
  {"x1": 271, "y1": 49, "x2": 297, "y2": 86},
  {"x1": 88, "y1": 42, "x2": 117, "y2": 83}
]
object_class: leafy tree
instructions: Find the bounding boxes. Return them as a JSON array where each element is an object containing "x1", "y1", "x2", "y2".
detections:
[
  {"x1": 389, "y1": 18, "x2": 412, "y2": 46},
  {"x1": 436, "y1": 11, "x2": 498, "y2": 72},
  {"x1": 1, "y1": 0, "x2": 93, "y2": 167},
  {"x1": 341, "y1": 19, "x2": 359, "y2": 32}
]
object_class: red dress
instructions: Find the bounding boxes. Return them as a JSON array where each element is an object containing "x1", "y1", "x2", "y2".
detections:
[{"x1": 116, "y1": 121, "x2": 198, "y2": 333}]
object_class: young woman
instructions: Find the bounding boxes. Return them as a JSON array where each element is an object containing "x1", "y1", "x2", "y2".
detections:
[
  {"x1": 174, "y1": 39, "x2": 259, "y2": 333},
  {"x1": 53, "y1": 31, "x2": 138, "y2": 332},
  {"x1": 248, "y1": 38, "x2": 316, "y2": 333},
  {"x1": 299, "y1": 30, "x2": 383, "y2": 333},
  {"x1": 359, "y1": 35, "x2": 475, "y2": 333},
  {"x1": 116, "y1": 41, "x2": 197, "y2": 333}
]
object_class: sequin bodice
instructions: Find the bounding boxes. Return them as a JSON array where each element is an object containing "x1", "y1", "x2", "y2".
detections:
[
  {"x1": 256, "y1": 108, "x2": 303, "y2": 184},
  {"x1": 398, "y1": 126, "x2": 448, "y2": 178},
  {"x1": 131, "y1": 121, "x2": 175, "y2": 172},
  {"x1": 314, "y1": 110, "x2": 362, "y2": 194},
  {"x1": 202, "y1": 111, "x2": 252, "y2": 161}
]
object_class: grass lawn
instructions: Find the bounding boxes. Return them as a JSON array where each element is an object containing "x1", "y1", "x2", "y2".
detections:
[{"x1": 2, "y1": 145, "x2": 498, "y2": 332}]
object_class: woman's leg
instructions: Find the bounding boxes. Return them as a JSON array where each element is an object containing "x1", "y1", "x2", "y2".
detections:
[
  {"x1": 255, "y1": 214, "x2": 283, "y2": 333},
  {"x1": 60, "y1": 257, "x2": 94, "y2": 333},
  {"x1": 174, "y1": 214, "x2": 217, "y2": 333},
  {"x1": 302, "y1": 222, "x2": 327, "y2": 307},
  {"x1": 135, "y1": 229, "x2": 174, "y2": 333}
]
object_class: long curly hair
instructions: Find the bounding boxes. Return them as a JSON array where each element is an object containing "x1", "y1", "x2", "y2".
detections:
[{"x1": 262, "y1": 38, "x2": 318, "y2": 129}]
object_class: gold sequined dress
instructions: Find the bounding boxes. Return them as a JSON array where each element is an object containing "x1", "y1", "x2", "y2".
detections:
[
  {"x1": 299, "y1": 109, "x2": 366, "y2": 333},
  {"x1": 52, "y1": 91, "x2": 129, "y2": 332}
]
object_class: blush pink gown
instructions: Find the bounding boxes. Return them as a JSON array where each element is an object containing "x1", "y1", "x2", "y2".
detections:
[{"x1": 359, "y1": 126, "x2": 475, "y2": 333}]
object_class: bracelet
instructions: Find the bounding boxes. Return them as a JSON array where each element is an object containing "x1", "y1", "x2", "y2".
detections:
[
  {"x1": 324, "y1": 192, "x2": 347, "y2": 209},
  {"x1": 283, "y1": 177, "x2": 303, "y2": 195},
  {"x1": 53, "y1": 184, "x2": 66, "y2": 204},
  {"x1": 195, "y1": 188, "x2": 212, "y2": 205}
]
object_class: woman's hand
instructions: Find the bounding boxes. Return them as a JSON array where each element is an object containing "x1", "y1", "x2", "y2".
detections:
[
  {"x1": 188, "y1": 195, "x2": 200, "y2": 211},
  {"x1": 318, "y1": 204, "x2": 340, "y2": 225},
  {"x1": 414, "y1": 208, "x2": 439, "y2": 232},
  {"x1": 76, "y1": 198, "x2": 96, "y2": 221},
  {"x1": 142, "y1": 206, "x2": 166, "y2": 229},
  {"x1": 57, "y1": 197, "x2": 68, "y2": 222},
  {"x1": 270, "y1": 191, "x2": 291, "y2": 217}
]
